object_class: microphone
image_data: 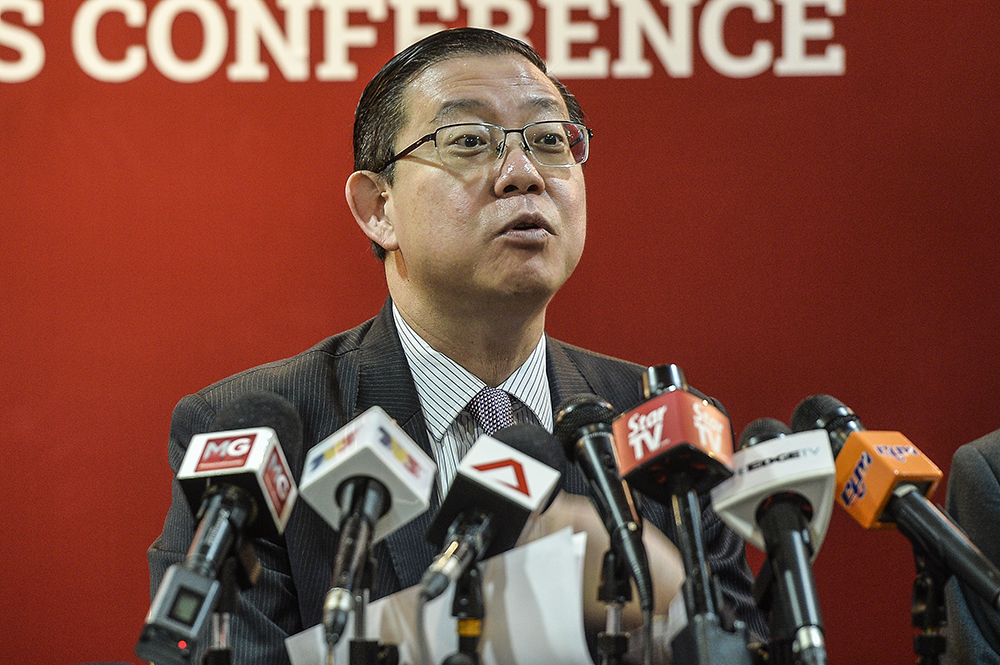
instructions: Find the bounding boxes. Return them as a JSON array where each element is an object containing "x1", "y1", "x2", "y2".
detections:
[
  {"x1": 711, "y1": 418, "x2": 836, "y2": 557},
  {"x1": 298, "y1": 405, "x2": 437, "y2": 646},
  {"x1": 136, "y1": 391, "x2": 302, "y2": 665},
  {"x1": 553, "y1": 394, "x2": 654, "y2": 615},
  {"x1": 711, "y1": 418, "x2": 835, "y2": 665},
  {"x1": 421, "y1": 422, "x2": 564, "y2": 600},
  {"x1": 610, "y1": 364, "x2": 752, "y2": 665},
  {"x1": 791, "y1": 394, "x2": 1000, "y2": 612},
  {"x1": 609, "y1": 365, "x2": 734, "y2": 603},
  {"x1": 610, "y1": 364, "x2": 735, "y2": 498}
]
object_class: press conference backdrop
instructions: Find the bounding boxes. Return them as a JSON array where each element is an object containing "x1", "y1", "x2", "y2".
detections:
[{"x1": 2, "y1": 1, "x2": 997, "y2": 662}]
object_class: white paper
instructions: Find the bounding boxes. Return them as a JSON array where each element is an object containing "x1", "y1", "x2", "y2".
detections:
[{"x1": 286, "y1": 527, "x2": 593, "y2": 665}]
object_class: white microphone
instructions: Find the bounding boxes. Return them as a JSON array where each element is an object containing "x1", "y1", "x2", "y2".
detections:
[
  {"x1": 710, "y1": 423, "x2": 836, "y2": 554},
  {"x1": 421, "y1": 423, "x2": 563, "y2": 600},
  {"x1": 711, "y1": 418, "x2": 836, "y2": 665},
  {"x1": 137, "y1": 391, "x2": 302, "y2": 665},
  {"x1": 299, "y1": 406, "x2": 437, "y2": 646}
]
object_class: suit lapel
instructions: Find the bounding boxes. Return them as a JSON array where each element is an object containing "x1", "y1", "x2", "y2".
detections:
[{"x1": 546, "y1": 336, "x2": 595, "y2": 410}]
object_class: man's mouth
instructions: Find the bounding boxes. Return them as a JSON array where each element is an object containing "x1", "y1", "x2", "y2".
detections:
[{"x1": 502, "y1": 215, "x2": 552, "y2": 235}]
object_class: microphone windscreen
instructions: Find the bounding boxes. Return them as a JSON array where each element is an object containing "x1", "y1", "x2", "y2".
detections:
[
  {"x1": 492, "y1": 423, "x2": 568, "y2": 477},
  {"x1": 553, "y1": 394, "x2": 616, "y2": 453},
  {"x1": 210, "y1": 391, "x2": 303, "y2": 450}
]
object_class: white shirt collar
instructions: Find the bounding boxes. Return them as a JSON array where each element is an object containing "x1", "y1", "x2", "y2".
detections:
[{"x1": 392, "y1": 302, "x2": 552, "y2": 441}]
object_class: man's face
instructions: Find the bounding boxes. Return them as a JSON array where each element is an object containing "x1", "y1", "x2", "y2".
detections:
[{"x1": 379, "y1": 54, "x2": 587, "y2": 315}]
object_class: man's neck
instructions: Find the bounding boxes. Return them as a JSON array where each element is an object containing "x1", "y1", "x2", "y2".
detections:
[{"x1": 390, "y1": 290, "x2": 548, "y2": 388}]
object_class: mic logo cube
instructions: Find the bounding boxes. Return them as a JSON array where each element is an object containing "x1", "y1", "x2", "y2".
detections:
[
  {"x1": 693, "y1": 401, "x2": 726, "y2": 457},
  {"x1": 299, "y1": 406, "x2": 437, "y2": 543},
  {"x1": 624, "y1": 404, "x2": 668, "y2": 460},
  {"x1": 835, "y1": 430, "x2": 943, "y2": 529},
  {"x1": 263, "y1": 448, "x2": 294, "y2": 517},
  {"x1": 196, "y1": 434, "x2": 257, "y2": 471},
  {"x1": 840, "y1": 451, "x2": 872, "y2": 506},
  {"x1": 613, "y1": 390, "x2": 734, "y2": 497}
]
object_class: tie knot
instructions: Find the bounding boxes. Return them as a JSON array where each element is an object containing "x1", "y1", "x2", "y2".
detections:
[{"x1": 467, "y1": 387, "x2": 516, "y2": 435}]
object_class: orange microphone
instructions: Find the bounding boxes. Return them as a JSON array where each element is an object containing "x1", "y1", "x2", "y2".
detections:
[{"x1": 791, "y1": 394, "x2": 1000, "y2": 611}]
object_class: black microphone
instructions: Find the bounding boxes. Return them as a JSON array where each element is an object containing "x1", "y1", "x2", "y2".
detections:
[
  {"x1": 137, "y1": 391, "x2": 302, "y2": 665},
  {"x1": 421, "y1": 423, "x2": 564, "y2": 600},
  {"x1": 738, "y1": 418, "x2": 829, "y2": 665},
  {"x1": 553, "y1": 394, "x2": 654, "y2": 615},
  {"x1": 791, "y1": 394, "x2": 1000, "y2": 612}
]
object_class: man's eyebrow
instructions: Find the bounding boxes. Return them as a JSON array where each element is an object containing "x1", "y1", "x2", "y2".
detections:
[
  {"x1": 431, "y1": 96, "x2": 566, "y2": 125},
  {"x1": 432, "y1": 99, "x2": 489, "y2": 125}
]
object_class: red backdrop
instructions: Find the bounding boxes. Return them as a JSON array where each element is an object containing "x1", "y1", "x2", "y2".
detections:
[{"x1": 3, "y1": 2, "x2": 998, "y2": 663}]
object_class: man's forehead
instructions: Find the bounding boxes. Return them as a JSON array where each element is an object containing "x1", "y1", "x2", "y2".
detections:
[
  {"x1": 402, "y1": 55, "x2": 568, "y2": 126},
  {"x1": 430, "y1": 96, "x2": 566, "y2": 125}
]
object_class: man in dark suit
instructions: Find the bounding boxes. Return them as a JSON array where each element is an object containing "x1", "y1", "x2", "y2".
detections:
[
  {"x1": 944, "y1": 429, "x2": 1000, "y2": 663},
  {"x1": 149, "y1": 27, "x2": 766, "y2": 664}
]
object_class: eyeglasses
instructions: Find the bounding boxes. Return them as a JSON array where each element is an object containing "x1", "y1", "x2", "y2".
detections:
[{"x1": 377, "y1": 121, "x2": 593, "y2": 172}]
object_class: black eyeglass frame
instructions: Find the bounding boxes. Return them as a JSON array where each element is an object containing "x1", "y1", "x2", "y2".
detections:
[{"x1": 375, "y1": 120, "x2": 593, "y2": 173}]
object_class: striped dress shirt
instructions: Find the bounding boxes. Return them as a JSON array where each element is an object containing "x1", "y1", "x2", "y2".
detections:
[{"x1": 392, "y1": 303, "x2": 553, "y2": 497}]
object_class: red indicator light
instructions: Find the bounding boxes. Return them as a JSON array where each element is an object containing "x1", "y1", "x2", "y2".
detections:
[{"x1": 178, "y1": 640, "x2": 188, "y2": 650}]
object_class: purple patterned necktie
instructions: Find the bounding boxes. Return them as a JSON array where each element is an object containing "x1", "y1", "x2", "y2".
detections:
[{"x1": 467, "y1": 387, "x2": 516, "y2": 435}]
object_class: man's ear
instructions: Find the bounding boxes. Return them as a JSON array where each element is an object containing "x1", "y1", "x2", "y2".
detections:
[{"x1": 345, "y1": 171, "x2": 398, "y2": 252}]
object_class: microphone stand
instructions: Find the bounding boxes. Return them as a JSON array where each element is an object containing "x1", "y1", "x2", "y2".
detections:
[
  {"x1": 347, "y1": 555, "x2": 399, "y2": 665},
  {"x1": 911, "y1": 544, "x2": 948, "y2": 665},
  {"x1": 596, "y1": 547, "x2": 633, "y2": 665},
  {"x1": 441, "y1": 565, "x2": 485, "y2": 665},
  {"x1": 203, "y1": 541, "x2": 260, "y2": 665},
  {"x1": 670, "y1": 488, "x2": 753, "y2": 665}
]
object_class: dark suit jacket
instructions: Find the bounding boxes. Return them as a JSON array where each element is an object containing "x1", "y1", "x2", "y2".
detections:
[
  {"x1": 943, "y1": 429, "x2": 1000, "y2": 664},
  {"x1": 149, "y1": 300, "x2": 766, "y2": 663}
]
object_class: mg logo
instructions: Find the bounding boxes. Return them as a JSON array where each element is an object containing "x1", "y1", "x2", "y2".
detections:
[
  {"x1": 263, "y1": 448, "x2": 292, "y2": 515},
  {"x1": 196, "y1": 434, "x2": 256, "y2": 471}
]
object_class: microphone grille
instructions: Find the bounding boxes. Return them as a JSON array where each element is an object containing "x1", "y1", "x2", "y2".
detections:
[
  {"x1": 211, "y1": 391, "x2": 304, "y2": 450},
  {"x1": 790, "y1": 394, "x2": 860, "y2": 433},
  {"x1": 552, "y1": 394, "x2": 616, "y2": 449},
  {"x1": 738, "y1": 417, "x2": 792, "y2": 450}
]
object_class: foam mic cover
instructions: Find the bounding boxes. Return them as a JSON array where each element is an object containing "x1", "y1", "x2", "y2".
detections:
[{"x1": 176, "y1": 391, "x2": 302, "y2": 539}]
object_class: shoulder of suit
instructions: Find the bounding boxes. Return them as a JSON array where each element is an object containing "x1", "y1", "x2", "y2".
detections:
[
  {"x1": 953, "y1": 428, "x2": 1000, "y2": 477},
  {"x1": 189, "y1": 316, "x2": 377, "y2": 408}
]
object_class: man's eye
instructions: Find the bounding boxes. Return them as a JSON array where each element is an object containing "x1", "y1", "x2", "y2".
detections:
[
  {"x1": 532, "y1": 132, "x2": 569, "y2": 152},
  {"x1": 440, "y1": 128, "x2": 492, "y2": 154},
  {"x1": 457, "y1": 135, "x2": 488, "y2": 148}
]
